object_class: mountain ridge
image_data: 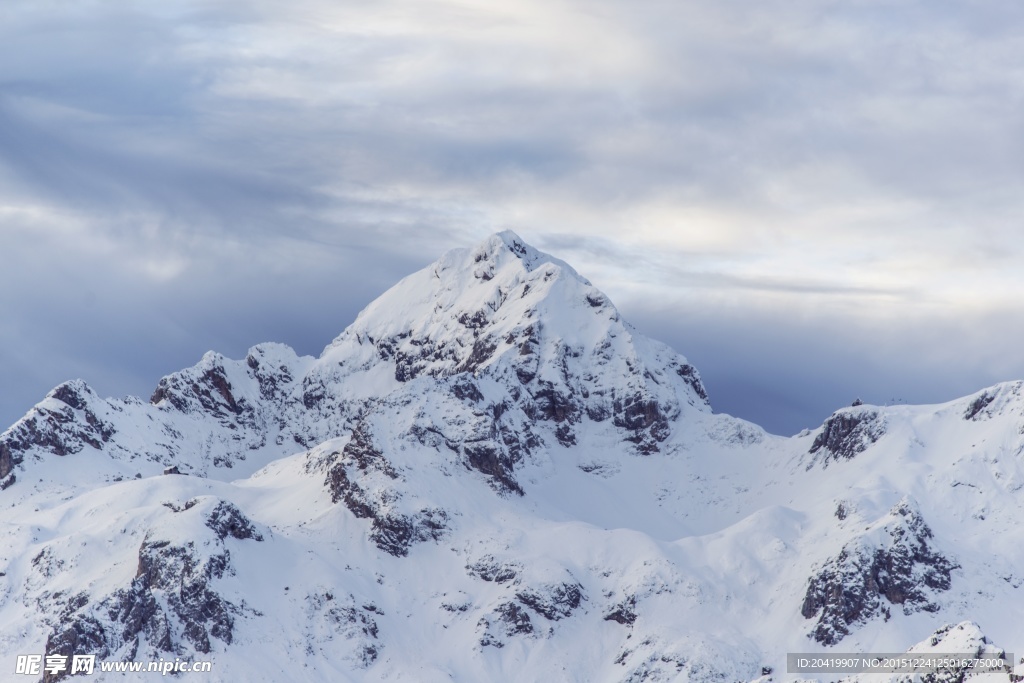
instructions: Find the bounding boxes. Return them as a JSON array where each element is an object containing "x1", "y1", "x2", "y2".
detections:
[{"x1": 1, "y1": 231, "x2": 1022, "y2": 682}]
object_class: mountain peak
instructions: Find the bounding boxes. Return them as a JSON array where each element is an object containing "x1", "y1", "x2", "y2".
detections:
[
  {"x1": 464, "y1": 230, "x2": 589, "y2": 282},
  {"x1": 317, "y1": 232, "x2": 709, "y2": 441},
  {"x1": 328, "y1": 232, "x2": 608, "y2": 360}
]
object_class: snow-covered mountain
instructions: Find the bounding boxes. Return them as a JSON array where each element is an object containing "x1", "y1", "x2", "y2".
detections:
[{"x1": 1, "y1": 231, "x2": 1021, "y2": 682}]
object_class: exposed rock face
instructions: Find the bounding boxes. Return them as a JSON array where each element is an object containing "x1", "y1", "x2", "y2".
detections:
[
  {"x1": 303, "y1": 590, "x2": 380, "y2": 668},
  {"x1": 151, "y1": 365, "x2": 243, "y2": 419},
  {"x1": 964, "y1": 392, "x2": 997, "y2": 421},
  {"x1": 515, "y1": 581, "x2": 585, "y2": 621},
  {"x1": 809, "y1": 407, "x2": 886, "y2": 465},
  {"x1": 369, "y1": 508, "x2": 449, "y2": 558},
  {"x1": 146, "y1": 348, "x2": 303, "y2": 468},
  {"x1": 462, "y1": 438, "x2": 524, "y2": 494},
  {"x1": 802, "y1": 499, "x2": 957, "y2": 645},
  {"x1": 0, "y1": 441, "x2": 14, "y2": 482},
  {"x1": 961, "y1": 382, "x2": 1024, "y2": 422},
  {"x1": 41, "y1": 593, "x2": 109, "y2": 683},
  {"x1": 0, "y1": 381, "x2": 115, "y2": 472},
  {"x1": 473, "y1": 565, "x2": 586, "y2": 648},
  {"x1": 466, "y1": 555, "x2": 520, "y2": 583},
  {"x1": 41, "y1": 498, "x2": 263, "y2": 680},
  {"x1": 466, "y1": 548, "x2": 587, "y2": 649},
  {"x1": 205, "y1": 500, "x2": 265, "y2": 541},
  {"x1": 909, "y1": 622, "x2": 1008, "y2": 683},
  {"x1": 478, "y1": 602, "x2": 535, "y2": 647},
  {"x1": 476, "y1": 583, "x2": 585, "y2": 647},
  {"x1": 0, "y1": 345, "x2": 317, "y2": 481},
  {"x1": 839, "y1": 622, "x2": 1009, "y2": 683},
  {"x1": 324, "y1": 424, "x2": 449, "y2": 557},
  {"x1": 604, "y1": 595, "x2": 638, "y2": 626}
]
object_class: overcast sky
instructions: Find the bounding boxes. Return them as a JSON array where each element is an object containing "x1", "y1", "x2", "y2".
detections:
[{"x1": 2, "y1": 0, "x2": 1024, "y2": 436}]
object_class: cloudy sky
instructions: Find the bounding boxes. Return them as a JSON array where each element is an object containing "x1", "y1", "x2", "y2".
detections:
[{"x1": 2, "y1": 0, "x2": 1023, "y2": 435}]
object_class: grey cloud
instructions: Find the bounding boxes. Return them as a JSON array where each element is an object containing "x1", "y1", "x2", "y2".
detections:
[
  {"x1": 0, "y1": 222, "x2": 430, "y2": 430},
  {"x1": 2, "y1": 0, "x2": 1024, "y2": 437},
  {"x1": 1, "y1": 0, "x2": 1019, "y2": 216},
  {"x1": 624, "y1": 300, "x2": 1024, "y2": 436}
]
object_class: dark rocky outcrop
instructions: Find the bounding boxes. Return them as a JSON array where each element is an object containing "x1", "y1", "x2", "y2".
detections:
[
  {"x1": 809, "y1": 409, "x2": 885, "y2": 464},
  {"x1": 801, "y1": 500, "x2": 957, "y2": 644},
  {"x1": 336, "y1": 423, "x2": 397, "y2": 478},
  {"x1": 0, "y1": 381, "x2": 116, "y2": 469},
  {"x1": 964, "y1": 392, "x2": 996, "y2": 421},
  {"x1": 205, "y1": 500, "x2": 264, "y2": 541},
  {"x1": 466, "y1": 555, "x2": 520, "y2": 583},
  {"x1": 41, "y1": 500, "x2": 263, "y2": 679},
  {"x1": 457, "y1": 338, "x2": 500, "y2": 376},
  {"x1": 613, "y1": 393, "x2": 670, "y2": 454},
  {"x1": 915, "y1": 623, "x2": 1009, "y2": 683},
  {"x1": 528, "y1": 382, "x2": 580, "y2": 424},
  {"x1": 151, "y1": 364, "x2": 243, "y2": 419},
  {"x1": 463, "y1": 441, "x2": 523, "y2": 496},
  {"x1": 325, "y1": 458, "x2": 378, "y2": 521},
  {"x1": 304, "y1": 590, "x2": 380, "y2": 667},
  {"x1": 324, "y1": 423, "x2": 397, "y2": 523},
  {"x1": 478, "y1": 602, "x2": 535, "y2": 647},
  {"x1": 42, "y1": 594, "x2": 110, "y2": 683},
  {"x1": 368, "y1": 508, "x2": 449, "y2": 558},
  {"x1": 245, "y1": 347, "x2": 296, "y2": 402},
  {"x1": 408, "y1": 385, "x2": 531, "y2": 496},
  {"x1": 675, "y1": 363, "x2": 708, "y2": 402},
  {"x1": 515, "y1": 581, "x2": 585, "y2": 621},
  {"x1": 604, "y1": 595, "x2": 637, "y2": 626},
  {"x1": 451, "y1": 377, "x2": 484, "y2": 403},
  {"x1": 0, "y1": 441, "x2": 14, "y2": 480},
  {"x1": 325, "y1": 424, "x2": 449, "y2": 556},
  {"x1": 475, "y1": 575, "x2": 586, "y2": 648},
  {"x1": 495, "y1": 602, "x2": 533, "y2": 635}
]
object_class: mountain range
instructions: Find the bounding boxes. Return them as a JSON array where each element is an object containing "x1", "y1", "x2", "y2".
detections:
[{"x1": 1, "y1": 231, "x2": 1021, "y2": 682}]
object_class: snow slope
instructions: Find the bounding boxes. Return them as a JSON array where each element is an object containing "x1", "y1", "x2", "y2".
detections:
[{"x1": 1, "y1": 232, "x2": 1022, "y2": 682}]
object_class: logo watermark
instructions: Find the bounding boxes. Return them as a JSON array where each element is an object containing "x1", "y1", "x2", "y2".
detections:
[{"x1": 15, "y1": 653, "x2": 212, "y2": 676}]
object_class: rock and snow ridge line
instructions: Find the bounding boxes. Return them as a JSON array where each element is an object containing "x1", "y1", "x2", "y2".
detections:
[
  {"x1": 1, "y1": 230, "x2": 1023, "y2": 682},
  {"x1": 1, "y1": 231, "x2": 711, "y2": 492}
]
